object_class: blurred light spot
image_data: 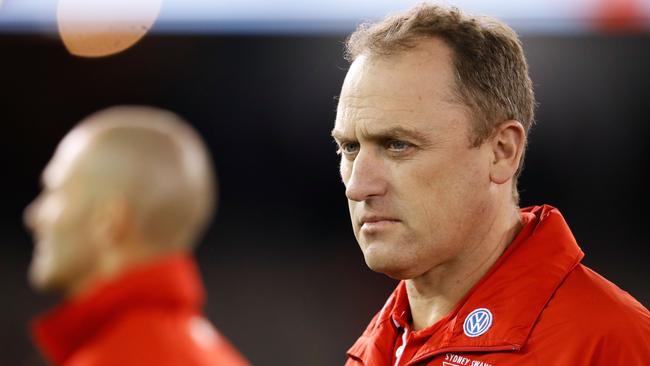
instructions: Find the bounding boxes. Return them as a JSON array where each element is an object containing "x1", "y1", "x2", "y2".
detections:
[
  {"x1": 188, "y1": 316, "x2": 220, "y2": 349},
  {"x1": 57, "y1": 0, "x2": 162, "y2": 57},
  {"x1": 593, "y1": 0, "x2": 648, "y2": 32}
]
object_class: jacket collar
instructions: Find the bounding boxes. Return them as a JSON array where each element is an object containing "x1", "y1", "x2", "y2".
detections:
[
  {"x1": 31, "y1": 254, "x2": 205, "y2": 365},
  {"x1": 348, "y1": 205, "x2": 584, "y2": 363}
]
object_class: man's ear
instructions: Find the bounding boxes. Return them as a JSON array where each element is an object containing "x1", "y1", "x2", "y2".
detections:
[
  {"x1": 90, "y1": 196, "x2": 133, "y2": 248},
  {"x1": 489, "y1": 120, "x2": 526, "y2": 185}
]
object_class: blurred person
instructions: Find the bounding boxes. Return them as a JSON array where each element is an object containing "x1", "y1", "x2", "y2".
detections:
[
  {"x1": 25, "y1": 106, "x2": 250, "y2": 366},
  {"x1": 332, "y1": 4, "x2": 650, "y2": 365}
]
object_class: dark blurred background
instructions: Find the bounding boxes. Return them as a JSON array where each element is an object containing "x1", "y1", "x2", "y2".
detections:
[{"x1": 1, "y1": 1, "x2": 650, "y2": 365}]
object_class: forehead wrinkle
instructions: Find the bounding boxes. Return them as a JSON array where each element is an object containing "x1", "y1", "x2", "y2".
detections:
[
  {"x1": 361, "y1": 125, "x2": 420, "y2": 139},
  {"x1": 336, "y1": 98, "x2": 422, "y2": 134},
  {"x1": 339, "y1": 87, "x2": 464, "y2": 124},
  {"x1": 339, "y1": 93, "x2": 419, "y2": 112}
]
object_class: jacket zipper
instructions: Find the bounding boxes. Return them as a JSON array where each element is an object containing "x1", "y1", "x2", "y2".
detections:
[
  {"x1": 405, "y1": 344, "x2": 521, "y2": 366},
  {"x1": 394, "y1": 329, "x2": 409, "y2": 366}
]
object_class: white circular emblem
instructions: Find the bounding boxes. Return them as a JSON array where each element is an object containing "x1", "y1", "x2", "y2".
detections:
[{"x1": 463, "y1": 308, "x2": 493, "y2": 337}]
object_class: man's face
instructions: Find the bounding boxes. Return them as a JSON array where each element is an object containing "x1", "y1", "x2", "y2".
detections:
[
  {"x1": 24, "y1": 134, "x2": 97, "y2": 294},
  {"x1": 333, "y1": 39, "x2": 496, "y2": 280}
]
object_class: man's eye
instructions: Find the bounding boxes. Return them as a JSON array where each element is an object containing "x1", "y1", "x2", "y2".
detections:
[
  {"x1": 387, "y1": 140, "x2": 411, "y2": 152},
  {"x1": 338, "y1": 142, "x2": 360, "y2": 155}
]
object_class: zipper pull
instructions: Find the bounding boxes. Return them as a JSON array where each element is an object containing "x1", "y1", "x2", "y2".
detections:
[{"x1": 394, "y1": 328, "x2": 409, "y2": 366}]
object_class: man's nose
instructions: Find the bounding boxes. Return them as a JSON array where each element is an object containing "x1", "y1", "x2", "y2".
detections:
[
  {"x1": 23, "y1": 198, "x2": 41, "y2": 231},
  {"x1": 345, "y1": 149, "x2": 387, "y2": 202}
]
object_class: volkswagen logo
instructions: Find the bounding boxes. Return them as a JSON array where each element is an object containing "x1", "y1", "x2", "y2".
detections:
[{"x1": 463, "y1": 308, "x2": 493, "y2": 337}]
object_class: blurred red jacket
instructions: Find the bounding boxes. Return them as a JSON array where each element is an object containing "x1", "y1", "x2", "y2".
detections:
[
  {"x1": 346, "y1": 205, "x2": 650, "y2": 365},
  {"x1": 32, "y1": 254, "x2": 250, "y2": 366}
]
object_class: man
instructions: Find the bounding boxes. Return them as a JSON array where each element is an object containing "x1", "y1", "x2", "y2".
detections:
[
  {"x1": 332, "y1": 4, "x2": 649, "y2": 365},
  {"x1": 25, "y1": 106, "x2": 250, "y2": 366}
]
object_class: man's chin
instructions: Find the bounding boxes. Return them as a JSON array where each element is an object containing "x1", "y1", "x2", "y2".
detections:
[
  {"x1": 363, "y1": 255, "x2": 419, "y2": 280},
  {"x1": 28, "y1": 265, "x2": 62, "y2": 294}
]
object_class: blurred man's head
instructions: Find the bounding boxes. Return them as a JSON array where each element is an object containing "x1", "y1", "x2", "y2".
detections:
[
  {"x1": 333, "y1": 5, "x2": 532, "y2": 279},
  {"x1": 24, "y1": 106, "x2": 216, "y2": 296}
]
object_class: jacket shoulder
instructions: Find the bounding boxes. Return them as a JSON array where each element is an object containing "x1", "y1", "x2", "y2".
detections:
[
  {"x1": 65, "y1": 309, "x2": 249, "y2": 366},
  {"x1": 555, "y1": 264, "x2": 649, "y2": 327},
  {"x1": 528, "y1": 263, "x2": 650, "y2": 363}
]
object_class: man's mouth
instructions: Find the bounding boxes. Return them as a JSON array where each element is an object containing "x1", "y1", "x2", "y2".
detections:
[{"x1": 359, "y1": 216, "x2": 400, "y2": 233}]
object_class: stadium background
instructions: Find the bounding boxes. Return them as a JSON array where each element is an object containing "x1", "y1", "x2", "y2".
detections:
[{"x1": 1, "y1": 1, "x2": 649, "y2": 364}]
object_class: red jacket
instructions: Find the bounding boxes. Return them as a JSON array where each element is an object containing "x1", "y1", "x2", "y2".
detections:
[
  {"x1": 346, "y1": 205, "x2": 650, "y2": 365},
  {"x1": 32, "y1": 254, "x2": 250, "y2": 366}
]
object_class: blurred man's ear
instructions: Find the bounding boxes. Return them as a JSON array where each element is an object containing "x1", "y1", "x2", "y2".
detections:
[
  {"x1": 489, "y1": 120, "x2": 525, "y2": 185},
  {"x1": 90, "y1": 196, "x2": 134, "y2": 249}
]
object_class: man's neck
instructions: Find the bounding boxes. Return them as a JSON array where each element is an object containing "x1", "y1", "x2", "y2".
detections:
[
  {"x1": 406, "y1": 207, "x2": 523, "y2": 331},
  {"x1": 64, "y1": 242, "x2": 169, "y2": 299}
]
